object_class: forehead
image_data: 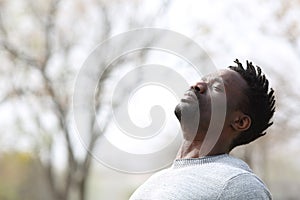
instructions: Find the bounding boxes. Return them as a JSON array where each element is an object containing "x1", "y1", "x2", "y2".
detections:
[{"x1": 203, "y1": 69, "x2": 248, "y2": 89}]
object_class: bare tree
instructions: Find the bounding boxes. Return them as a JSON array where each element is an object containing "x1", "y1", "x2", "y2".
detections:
[{"x1": 0, "y1": 0, "x2": 171, "y2": 199}]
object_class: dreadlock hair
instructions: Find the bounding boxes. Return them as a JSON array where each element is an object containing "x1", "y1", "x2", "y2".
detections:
[{"x1": 228, "y1": 59, "x2": 276, "y2": 150}]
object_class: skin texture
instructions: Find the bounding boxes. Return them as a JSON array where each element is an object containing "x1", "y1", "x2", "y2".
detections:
[{"x1": 175, "y1": 69, "x2": 252, "y2": 159}]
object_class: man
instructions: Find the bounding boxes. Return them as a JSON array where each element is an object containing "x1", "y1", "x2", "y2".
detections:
[{"x1": 129, "y1": 59, "x2": 275, "y2": 200}]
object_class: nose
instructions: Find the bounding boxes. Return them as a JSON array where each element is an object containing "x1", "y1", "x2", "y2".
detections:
[{"x1": 191, "y1": 82, "x2": 207, "y2": 94}]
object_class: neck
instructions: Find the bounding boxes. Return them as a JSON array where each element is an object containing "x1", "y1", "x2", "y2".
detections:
[{"x1": 176, "y1": 139, "x2": 229, "y2": 159}]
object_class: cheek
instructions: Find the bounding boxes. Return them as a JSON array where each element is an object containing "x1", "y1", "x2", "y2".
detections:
[
  {"x1": 224, "y1": 90, "x2": 244, "y2": 110},
  {"x1": 209, "y1": 93, "x2": 227, "y2": 111},
  {"x1": 226, "y1": 97, "x2": 236, "y2": 111},
  {"x1": 198, "y1": 96, "x2": 211, "y2": 115}
]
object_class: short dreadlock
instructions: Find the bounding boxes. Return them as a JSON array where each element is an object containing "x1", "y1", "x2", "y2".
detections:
[{"x1": 228, "y1": 59, "x2": 276, "y2": 150}]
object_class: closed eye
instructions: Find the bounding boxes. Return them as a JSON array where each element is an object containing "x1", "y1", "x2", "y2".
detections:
[
  {"x1": 212, "y1": 85, "x2": 224, "y2": 92},
  {"x1": 211, "y1": 78, "x2": 225, "y2": 92}
]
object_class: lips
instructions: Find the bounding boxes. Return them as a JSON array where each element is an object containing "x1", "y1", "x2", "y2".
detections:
[{"x1": 181, "y1": 90, "x2": 198, "y2": 102}]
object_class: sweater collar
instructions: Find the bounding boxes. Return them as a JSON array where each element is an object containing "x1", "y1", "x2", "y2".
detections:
[
  {"x1": 173, "y1": 154, "x2": 229, "y2": 168},
  {"x1": 172, "y1": 154, "x2": 252, "y2": 172}
]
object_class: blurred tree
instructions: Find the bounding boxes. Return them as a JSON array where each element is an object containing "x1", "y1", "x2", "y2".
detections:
[{"x1": 0, "y1": 0, "x2": 170, "y2": 200}]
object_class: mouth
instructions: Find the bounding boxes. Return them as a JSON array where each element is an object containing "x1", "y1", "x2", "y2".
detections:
[{"x1": 181, "y1": 90, "x2": 198, "y2": 102}]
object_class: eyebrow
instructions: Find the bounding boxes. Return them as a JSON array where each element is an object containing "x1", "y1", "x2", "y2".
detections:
[
  {"x1": 202, "y1": 77, "x2": 224, "y2": 84},
  {"x1": 212, "y1": 77, "x2": 224, "y2": 83}
]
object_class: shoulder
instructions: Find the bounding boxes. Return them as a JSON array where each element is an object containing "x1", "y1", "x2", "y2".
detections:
[{"x1": 217, "y1": 173, "x2": 272, "y2": 200}]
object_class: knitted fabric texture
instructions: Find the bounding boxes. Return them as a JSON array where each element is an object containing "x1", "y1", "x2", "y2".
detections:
[{"x1": 129, "y1": 154, "x2": 272, "y2": 200}]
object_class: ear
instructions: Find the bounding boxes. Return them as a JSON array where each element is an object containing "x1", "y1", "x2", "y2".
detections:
[{"x1": 231, "y1": 114, "x2": 251, "y2": 132}]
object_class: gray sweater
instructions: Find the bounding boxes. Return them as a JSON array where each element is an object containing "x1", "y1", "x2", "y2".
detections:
[{"x1": 129, "y1": 154, "x2": 271, "y2": 200}]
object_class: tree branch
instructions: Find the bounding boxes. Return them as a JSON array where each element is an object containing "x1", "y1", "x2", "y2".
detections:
[{"x1": 0, "y1": 40, "x2": 41, "y2": 67}]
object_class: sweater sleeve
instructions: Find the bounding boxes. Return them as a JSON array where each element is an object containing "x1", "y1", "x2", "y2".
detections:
[{"x1": 217, "y1": 173, "x2": 272, "y2": 200}]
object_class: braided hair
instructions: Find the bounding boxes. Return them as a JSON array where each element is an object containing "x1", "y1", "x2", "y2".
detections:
[{"x1": 228, "y1": 59, "x2": 276, "y2": 150}]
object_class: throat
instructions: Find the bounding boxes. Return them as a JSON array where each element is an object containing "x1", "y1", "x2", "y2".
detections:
[
  {"x1": 176, "y1": 140, "x2": 229, "y2": 159},
  {"x1": 176, "y1": 141, "x2": 203, "y2": 159}
]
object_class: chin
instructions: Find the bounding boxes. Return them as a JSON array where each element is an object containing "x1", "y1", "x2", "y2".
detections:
[
  {"x1": 174, "y1": 102, "x2": 212, "y2": 136},
  {"x1": 174, "y1": 104, "x2": 182, "y2": 122},
  {"x1": 174, "y1": 102, "x2": 200, "y2": 126},
  {"x1": 174, "y1": 102, "x2": 197, "y2": 122}
]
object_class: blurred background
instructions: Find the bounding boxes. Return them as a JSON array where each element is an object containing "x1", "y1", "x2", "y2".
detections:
[{"x1": 1, "y1": 0, "x2": 300, "y2": 199}]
